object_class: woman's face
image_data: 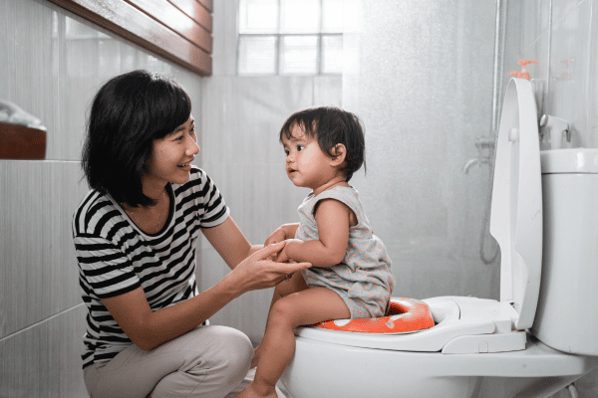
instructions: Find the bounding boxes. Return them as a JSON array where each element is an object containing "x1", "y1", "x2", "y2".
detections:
[{"x1": 144, "y1": 115, "x2": 199, "y2": 188}]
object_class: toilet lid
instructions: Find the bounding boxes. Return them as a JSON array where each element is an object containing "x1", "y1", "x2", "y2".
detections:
[{"x1": 489, "y1": 78, "x2": 543, "y2": 331}]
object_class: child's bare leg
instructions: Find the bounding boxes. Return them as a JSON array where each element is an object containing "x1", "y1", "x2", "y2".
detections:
[
  {"x1": 238, "y1": 287, "x2": 350, "y2": 398},
  {"x1": 251, "y1": 272, "x2": 307, "y2": 369}
]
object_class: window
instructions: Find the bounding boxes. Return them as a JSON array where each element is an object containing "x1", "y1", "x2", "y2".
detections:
[{"x1": 238, "y1": 0, "x2": 344, "y2": 75}]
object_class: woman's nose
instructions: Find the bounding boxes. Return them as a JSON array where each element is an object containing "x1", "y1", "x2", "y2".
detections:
[{"x1": 187, "y1": 136, "x2": 200, "y2": 155}]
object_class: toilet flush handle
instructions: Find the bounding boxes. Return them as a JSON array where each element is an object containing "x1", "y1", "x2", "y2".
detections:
[{"x1": 540, "y1": 114, "x2": 570, "y2": 149}]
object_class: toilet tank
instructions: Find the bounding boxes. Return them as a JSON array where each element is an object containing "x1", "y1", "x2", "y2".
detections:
[{"x1": 531, "y1": 148, "x2": 598, "y2": 356}]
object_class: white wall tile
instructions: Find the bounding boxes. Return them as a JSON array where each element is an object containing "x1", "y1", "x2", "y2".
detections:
[
  {"x1": 198, "y1": 75, "x2": 341, "y2": 340},
  {"x1": 1, "y1": 0, "x2": 207, "y2": 396},
  {"x1": 0, "y1": 160, "x2": 88, "y2": 337},
  {"x1": 0, "y1": 305, "x2": 88, "y2": 398},
  {"x1": 548, "y1": 0, "x2": 591, "y2": 148}
]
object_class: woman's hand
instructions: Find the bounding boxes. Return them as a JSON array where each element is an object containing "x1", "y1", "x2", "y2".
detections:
[
  {"x1": 264, "y1": 224, "x2": 299, "y2": 261},
  {"x1": 274, "y1": 239, "x2": 302, "y2": 263},
  {"x1": 226, "y1": 242, "x2": 311, "y2": 296},
  {"x1": 264, "y1": 228, "x2": 286, "y2": 261}
]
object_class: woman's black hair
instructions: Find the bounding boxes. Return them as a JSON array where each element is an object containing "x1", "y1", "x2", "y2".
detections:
[
  {"x1": 279, "y1": 106, "x2": 366, "y2": 182},
  {"x1": 82, "y1": 69, "x2": 191, "y2": 207}
]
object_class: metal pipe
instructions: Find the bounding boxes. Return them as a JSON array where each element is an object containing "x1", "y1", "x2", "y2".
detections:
[
  {"x1": 480, "y1": 0, "x2": 507, "y2": 266},
  {"x1": 490, "y1": 0, "x2": 507, "y2": 134},
  {"x1": 546, "y1": 0, "x2": 553, "y2": 112}
]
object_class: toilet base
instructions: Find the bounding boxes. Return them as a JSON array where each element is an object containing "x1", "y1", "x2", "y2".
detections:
[{"x1": 280, "y1": 333, "x2": 597, "y2": 398}]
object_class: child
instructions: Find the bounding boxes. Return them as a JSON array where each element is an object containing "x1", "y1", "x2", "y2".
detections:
[{"x1": 236, "y1": 106, "x2": 395, "y2": 398}]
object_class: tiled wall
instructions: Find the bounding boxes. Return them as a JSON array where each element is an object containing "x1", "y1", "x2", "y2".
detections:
[
  {"x1": 197, "y1": 0, "x2": 342, "y2": 344},
  {"x1": 0, "y1": 0, "x2": 202, "y2": 396},
  {"x1": 508, "y1": 0, "x2": 598, "y2": 150},
  {"x1": 506, "y1": 1, "x2": 598, "y2": 395}
]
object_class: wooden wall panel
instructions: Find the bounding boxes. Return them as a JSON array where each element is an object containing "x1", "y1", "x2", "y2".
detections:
[
  {"x1": 126, "y1": 0, "x2": 212, "y2": 53},
  {"x1": 46, "y1": 0, "x2": 213, "y2": 76},
  {"x1": 168, "y1": 0, "x2": 212, "y2": 32}
]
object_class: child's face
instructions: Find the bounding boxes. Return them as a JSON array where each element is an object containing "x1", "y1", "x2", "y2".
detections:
[{"x1": 282, "y1": 124, "x2": 338, "y2": 191}]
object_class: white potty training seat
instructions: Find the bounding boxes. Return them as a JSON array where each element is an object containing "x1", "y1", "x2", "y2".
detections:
[{"x1": 281, "y1": 78, "x2": 596, "y2": 398}]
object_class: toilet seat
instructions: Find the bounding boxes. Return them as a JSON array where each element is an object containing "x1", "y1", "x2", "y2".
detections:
[{"x1": 297, "y1": 296, "x2": 525, "y2": 353}]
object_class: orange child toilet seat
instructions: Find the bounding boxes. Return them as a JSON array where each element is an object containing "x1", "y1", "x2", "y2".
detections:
[{"x1": 314, "y1": 297, "x2": 435, "y2": 334}]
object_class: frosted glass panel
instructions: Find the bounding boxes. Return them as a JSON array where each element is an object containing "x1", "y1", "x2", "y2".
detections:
[
  {"x1": 343, "y1": 0, "x2": 499, "y2": 300},
  {"x1": 322, "y1": 34, "x2": 343, "y2": 74},
  {"x1": 239, "y1": 0, "x2": 279, "y2": 33},
  {"x1": 322, "y1": 0, "x2": 345, "y2": 32},
  {"x1": 238, "y1": 36, "x2": 277, "y2": 74},
  {"x1": 280, "y1": 0, "x2": 320, "y2": 33},
  {"x1": 280, "y1": 35, "x2": 318, "y2": 74}
]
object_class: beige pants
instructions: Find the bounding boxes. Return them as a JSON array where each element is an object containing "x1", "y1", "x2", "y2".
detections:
[{"x1": 83, "y1": 325, "x2": 261, "y2": 398}]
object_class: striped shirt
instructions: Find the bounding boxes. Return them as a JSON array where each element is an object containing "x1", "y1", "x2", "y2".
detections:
[{"x1": 72, "y1": 167, "x2": 229, "y2": 369}]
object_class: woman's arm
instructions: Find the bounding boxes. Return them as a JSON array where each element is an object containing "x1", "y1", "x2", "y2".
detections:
[
  {"x1": 281, "y1": 199, "x2": 352, "y2": 268},
  {"x1": 102, "y1": 242, "x2": 310, "y2": 351},
  {"x1": 201, "y1": 216, "x2": 261, "y2": 269}
]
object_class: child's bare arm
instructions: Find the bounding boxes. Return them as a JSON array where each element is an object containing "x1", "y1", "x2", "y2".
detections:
[
  {"x1": 264, "y1": 223, "x2": 300, "y2": 246},
  {"x1": 281, "y1": 199, "x2": 352, "y2": 268}
]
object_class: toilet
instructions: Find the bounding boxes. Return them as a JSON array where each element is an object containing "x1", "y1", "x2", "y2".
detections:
[{"x1": 279, "y1": 78, "x2": 598, "y2": 398}]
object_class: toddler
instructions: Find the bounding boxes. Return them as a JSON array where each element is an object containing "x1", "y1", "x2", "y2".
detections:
[{"x1": 236, "y1": 106, "x2": 395, "y2": 398}]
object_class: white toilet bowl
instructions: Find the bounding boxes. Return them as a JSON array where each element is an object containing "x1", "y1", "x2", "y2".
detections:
[{"x1": 280, "y1": 78, "x2": 598, "y2": 398}]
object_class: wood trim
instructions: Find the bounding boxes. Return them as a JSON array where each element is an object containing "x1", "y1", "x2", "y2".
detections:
[
  {"x1": 0, "y1": 122, "x2": 47, "y2": 160},
  {"x1": 125, "y1": 0, "x2": 212, "y2": 53},
  {"x1": 198, "y1": 0, "x2": 212, "y2": 12},
  {"x1": 47, "y1": 0, "x2": 212, "y2": 76},
  {"x1": 168, "y1": 0, "x2": 212, "y2": 32}
]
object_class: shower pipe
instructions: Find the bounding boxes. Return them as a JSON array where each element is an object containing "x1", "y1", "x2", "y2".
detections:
[{"x1": 479, "y1": 0, "x2": 507, "y2": 265}]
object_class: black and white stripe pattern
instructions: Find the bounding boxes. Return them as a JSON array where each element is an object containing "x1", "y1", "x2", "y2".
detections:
[{"x1": 72, "y1": 167, "x2": 229, "y2": 368}]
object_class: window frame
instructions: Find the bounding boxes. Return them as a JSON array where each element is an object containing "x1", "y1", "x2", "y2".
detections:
[{"x1": 237, "y1": 0, "x2": 343, "y2": 76}]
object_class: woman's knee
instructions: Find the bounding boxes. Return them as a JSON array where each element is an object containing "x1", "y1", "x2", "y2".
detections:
[{"x1": 204, "y1": 326, "x2": 253, "y2": 376}]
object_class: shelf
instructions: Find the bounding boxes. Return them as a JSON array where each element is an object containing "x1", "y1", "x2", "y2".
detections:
[{"x1": 0, "y1": 121, "x2": 46, "y2": 160}]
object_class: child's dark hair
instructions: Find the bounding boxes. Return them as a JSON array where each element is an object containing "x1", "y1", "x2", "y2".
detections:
[
  {"x1": 279, "y1": 106, "x2": 366, "y2": 182},
  {"x1": 82, "y1": 69, "x2": 191, "y2": 207}
]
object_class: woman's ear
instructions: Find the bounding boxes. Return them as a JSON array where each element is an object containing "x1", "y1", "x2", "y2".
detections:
[{"x1": 330, "y1": 143, "x2": 347, "y2": 167}]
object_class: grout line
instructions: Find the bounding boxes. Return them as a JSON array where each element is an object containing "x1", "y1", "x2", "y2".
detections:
[{"x1": 0, "y1": 303, "x2": 85, "y2": 343}]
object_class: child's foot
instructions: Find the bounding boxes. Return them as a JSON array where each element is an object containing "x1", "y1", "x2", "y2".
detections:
[{"x1": 234, "y1": 383, "x2": 278, "y2": 398}]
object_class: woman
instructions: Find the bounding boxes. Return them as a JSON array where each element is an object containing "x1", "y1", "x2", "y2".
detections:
[{"x1": 72, "y1": 70, "x2": 310, "y2": 398}]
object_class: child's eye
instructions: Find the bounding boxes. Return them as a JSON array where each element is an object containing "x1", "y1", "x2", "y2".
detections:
[
  {"x1": 284, "y1": 149, "x2": 290, "y2": 156},
  {"x1": 297, "y1": 145, "x2": 304, "y2": 151}
]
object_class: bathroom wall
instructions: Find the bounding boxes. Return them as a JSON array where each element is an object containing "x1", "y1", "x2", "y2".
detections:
[
  {"x1": 0, "y1": 0, "x2": 203, "y2": 396},
  {"x1": 506, "y1": 1, "x2": 598, "y2": 396},
  {"x1": 506, "y1": 0, "x2": 598, "y2": 152},
  {"x1": 342, "y1": 0, "x2": 598, "y2": 396},
  {"x1": 196, "y1": 1, "x2": 342, "y2": 345},
  {"x1": 343, "y1": 0, "x2": 501, "y2": 303}
]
